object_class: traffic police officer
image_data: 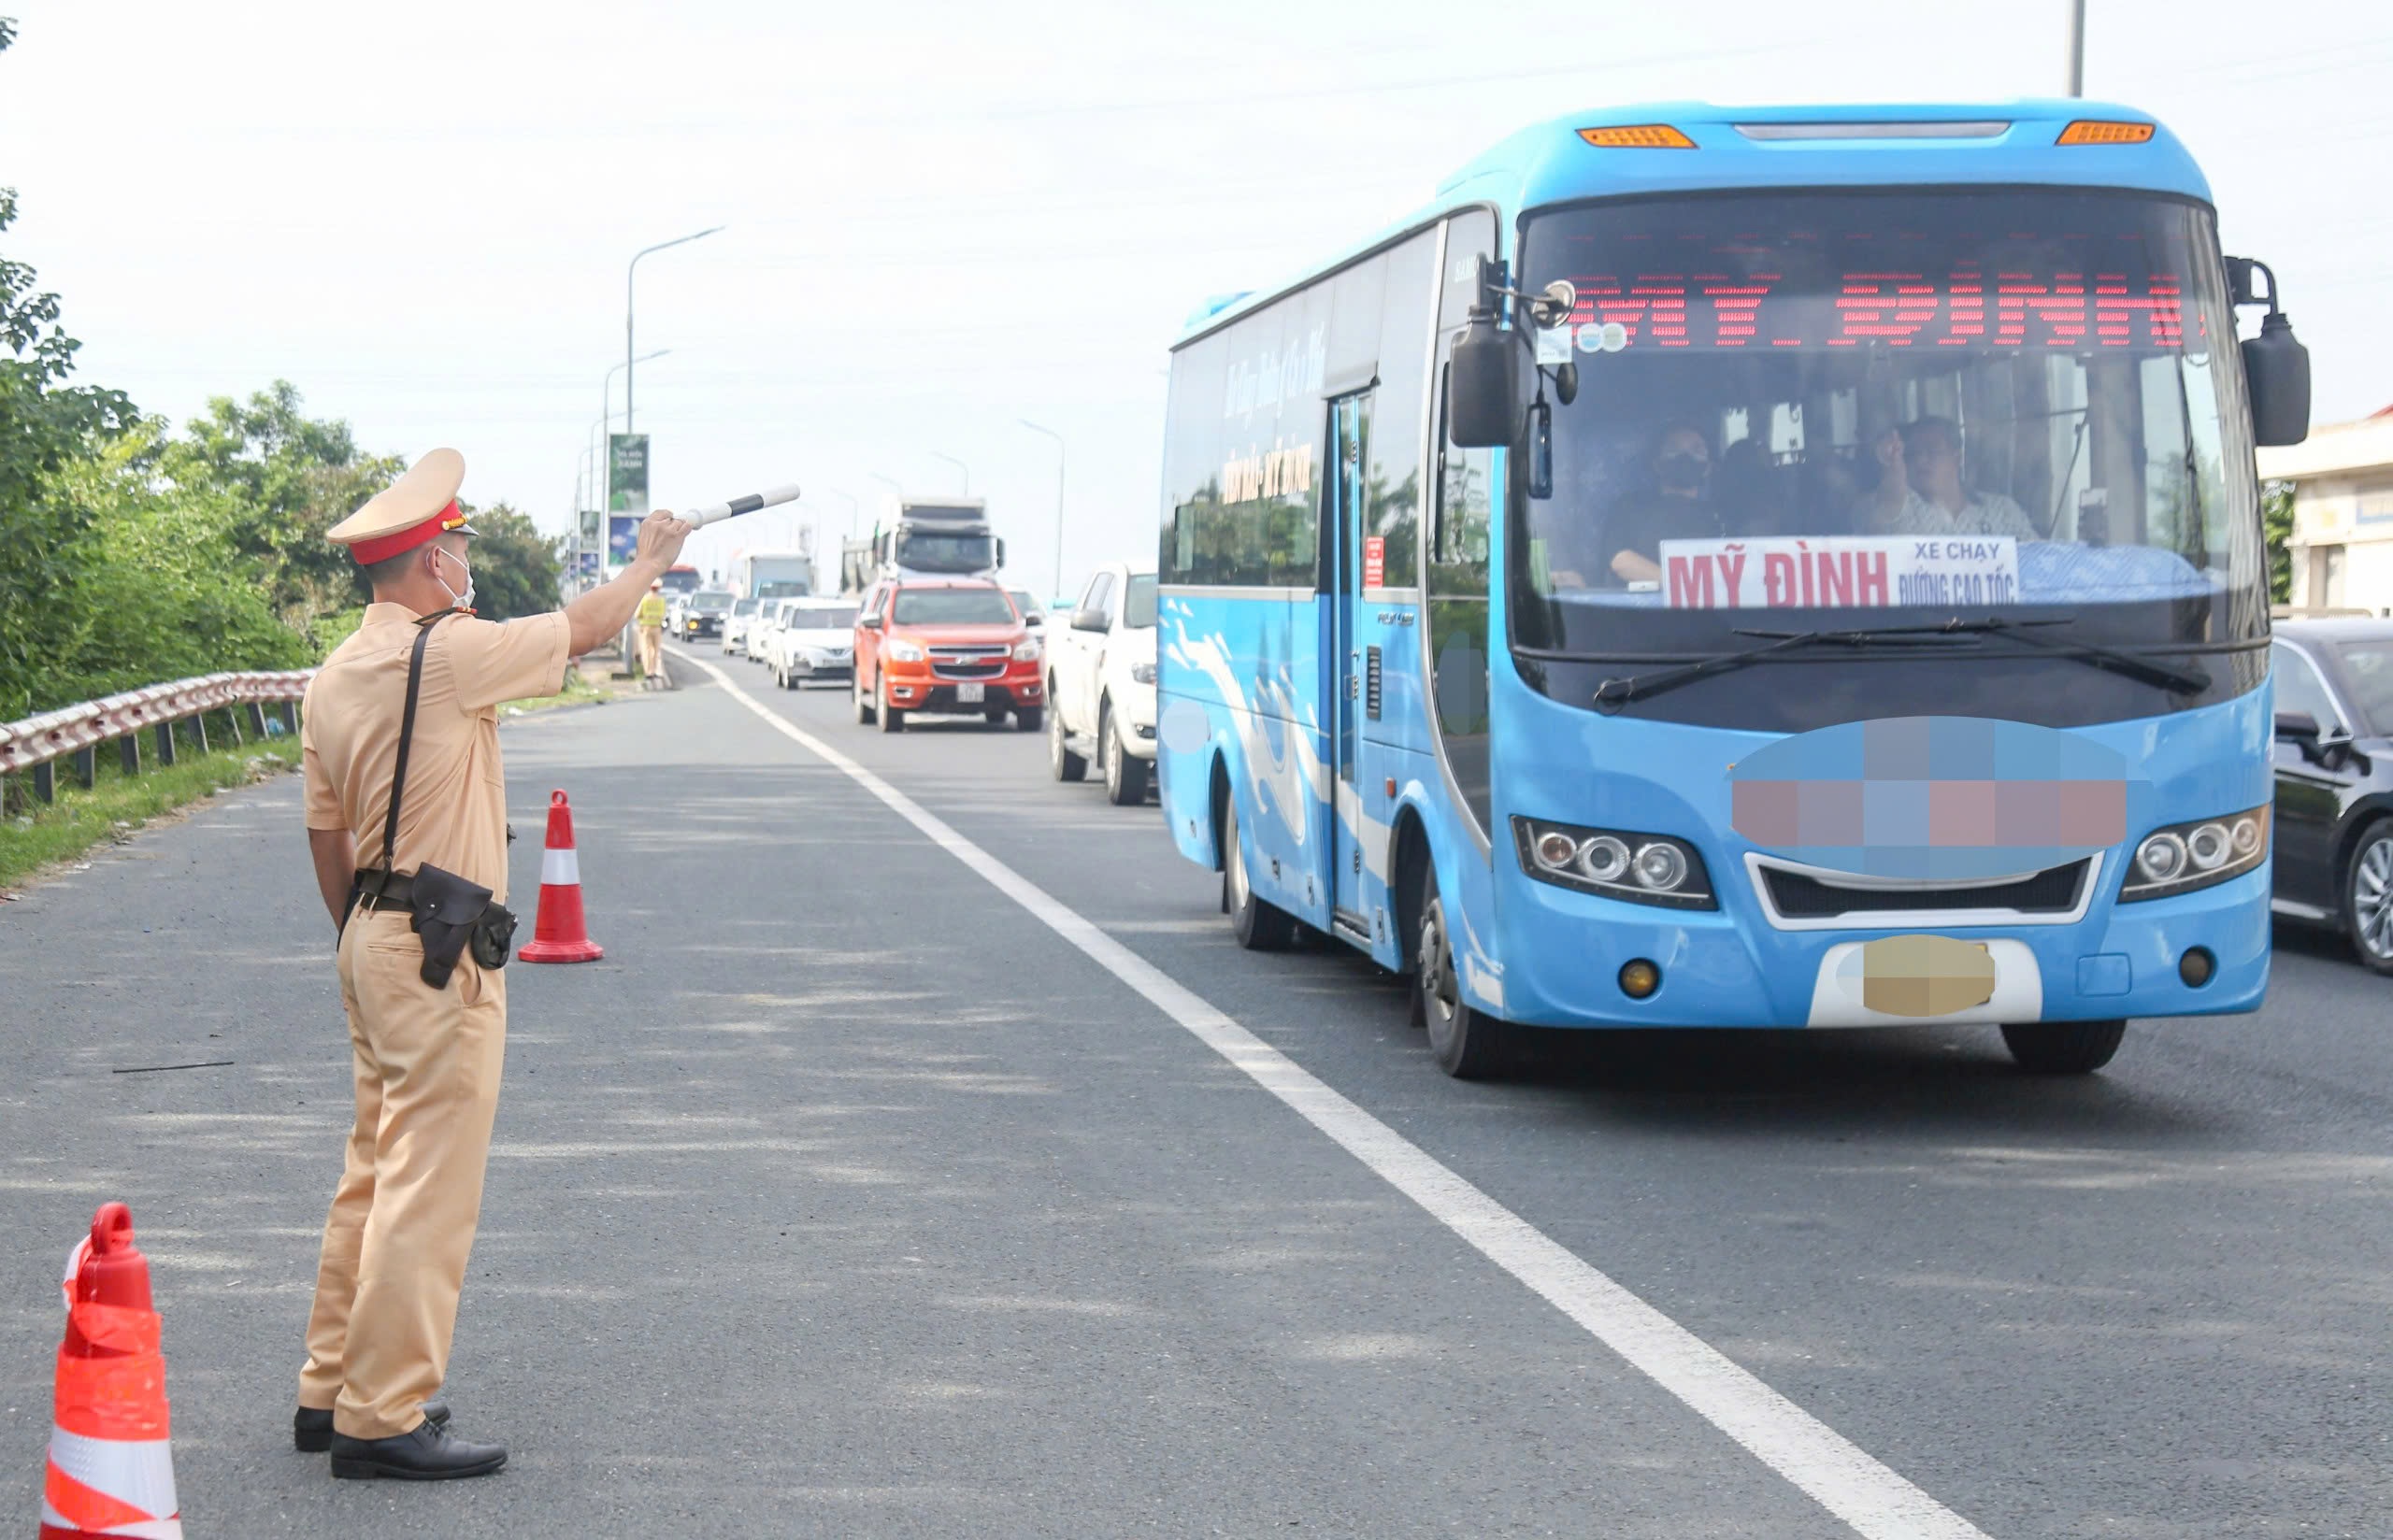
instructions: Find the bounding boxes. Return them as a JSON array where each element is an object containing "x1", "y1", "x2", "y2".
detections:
[{"x1": 294, "y1": 448, "x2": 691, "y2": 1479}]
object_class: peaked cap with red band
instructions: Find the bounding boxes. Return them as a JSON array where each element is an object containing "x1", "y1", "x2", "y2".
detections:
[{"x1": 327, "y1": 447, "x2": 479, "y2": 564}]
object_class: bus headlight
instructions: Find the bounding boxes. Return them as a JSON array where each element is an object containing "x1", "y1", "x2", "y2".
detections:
[
  {"x1": 1512, "y1": 817, "x2": 1713, "y2": 909},
  {"x1": 2119, "y1": 806, "x2": 2268, "y2": 902}
]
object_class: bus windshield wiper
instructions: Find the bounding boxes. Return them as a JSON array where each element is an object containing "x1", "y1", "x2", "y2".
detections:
[
  {"x1": 1910, "y1": 615, "x2": 2212, "y2": 694},
  {"x1": 1590, "y1": 624, "x2": 1970, "y2": 711},
  {"x1": 1588, "y1": 615, "x2": 2208, "y2": 711}
]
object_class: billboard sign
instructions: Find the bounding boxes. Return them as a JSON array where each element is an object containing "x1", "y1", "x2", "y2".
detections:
[{"x1": 608, "y1": 433, "x2": 650, "y2": 567}]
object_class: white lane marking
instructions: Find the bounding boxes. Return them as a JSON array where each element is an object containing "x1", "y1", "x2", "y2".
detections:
[{"x1": 669, "y1": 646, "x2": 1992, "y2": 1540}]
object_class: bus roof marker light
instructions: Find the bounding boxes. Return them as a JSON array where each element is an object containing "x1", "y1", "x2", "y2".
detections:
[
  {"x1": 2056, "y1": 121, "x2": 2155, "y2": 145},
  {"x1": 1579, "y1": 124, "x2": 1696, "y2": 149}
]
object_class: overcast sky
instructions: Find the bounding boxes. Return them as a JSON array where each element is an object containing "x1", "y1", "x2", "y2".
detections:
[{"x1": 3, "y1": 0, "x2": 2386, "y2": 596}]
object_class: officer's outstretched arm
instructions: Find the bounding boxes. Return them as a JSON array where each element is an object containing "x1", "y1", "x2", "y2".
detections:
[{"x1": 566, "y1": 510, "x2": 694, "y2": 655}]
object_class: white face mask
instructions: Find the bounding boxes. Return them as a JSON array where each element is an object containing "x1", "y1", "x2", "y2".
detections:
[{"x1": 431, "y1": 547, "x2": 475, "y2": 612}]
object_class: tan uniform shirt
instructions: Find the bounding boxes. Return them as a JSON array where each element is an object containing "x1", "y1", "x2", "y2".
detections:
[{"x1": 301, "y1": 604, "x2": 571, "y2": 904}]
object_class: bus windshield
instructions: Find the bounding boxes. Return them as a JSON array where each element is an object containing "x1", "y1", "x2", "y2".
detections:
[{"x1": 1510, "y1": 191, "x2": 2262, "y2": 671}]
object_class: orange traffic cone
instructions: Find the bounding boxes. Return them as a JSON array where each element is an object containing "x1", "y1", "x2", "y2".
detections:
[
  {"x1": 41, "y1": 1204, "x2": 182, "y2": 1540},
  {"x1": 518, "y1": 789, "x2": 604, "y2": 962}
]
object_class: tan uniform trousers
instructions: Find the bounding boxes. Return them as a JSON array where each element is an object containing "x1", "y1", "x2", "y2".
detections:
[
  {"x1": 636, "y1": 624, "x2": 663, "y2": 677},
  {"x1": 298, "y1": 905, "x2": 508, "y2": 1439}
]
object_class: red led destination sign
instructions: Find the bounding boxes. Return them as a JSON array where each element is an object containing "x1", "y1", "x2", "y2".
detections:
[{"x1": 1563, "y1": 268, "x2": 2191, "y2": 352}]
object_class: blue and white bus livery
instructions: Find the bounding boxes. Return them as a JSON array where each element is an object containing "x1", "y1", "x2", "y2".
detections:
[{"x1": 1154, "y1": 101, "x2": 2313, "y2": 1079}]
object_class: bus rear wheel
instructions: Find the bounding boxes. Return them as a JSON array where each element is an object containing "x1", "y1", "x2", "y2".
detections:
[
  {"x1": 1412, "y1": 865, "x2": 1510, "y2": 1079},
  {"x1": 1223, "y1": 801, "x2": 1297, "y2": 951},
  {"x1": 1999, "y1": 1020, "x2": 2126, "y2": 1075}
]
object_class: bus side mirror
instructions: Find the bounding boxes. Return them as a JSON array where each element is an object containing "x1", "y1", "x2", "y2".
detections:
[
  {"x1": 1447, "y1": 313, "x2": 1518, "y2": 449},
  {"x1": 2243, "y1": 312, "x2": 2310, "y2": 448},
  {"x1": 2227, "y1": 255, "x2": 2310, "y2": 448}
]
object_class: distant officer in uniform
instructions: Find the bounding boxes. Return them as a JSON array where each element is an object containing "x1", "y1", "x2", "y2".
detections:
[
  {"x1": 294, "y1": 448, "x2": 691, "y2": 1479},
  {"x1": 635, "y1": 578, "x2": 668, "y2": 681}
]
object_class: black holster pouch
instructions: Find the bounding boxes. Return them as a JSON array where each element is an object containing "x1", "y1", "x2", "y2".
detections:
[{"x1": 407, "y1": 863, "x2": 516, "y2": 990}]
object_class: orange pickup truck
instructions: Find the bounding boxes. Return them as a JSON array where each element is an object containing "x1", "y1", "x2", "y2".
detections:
[{"x1": 852, "y1": 578, "x2": 1045, "y2": 734}]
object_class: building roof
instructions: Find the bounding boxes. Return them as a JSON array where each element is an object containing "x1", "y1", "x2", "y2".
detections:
[{"x1": 2257, "y1": 410, "x2": 2393, "y2": 481}]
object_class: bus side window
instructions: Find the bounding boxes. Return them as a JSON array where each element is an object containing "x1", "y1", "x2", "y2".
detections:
[{"x1": 1432, "y1": 364, "x2": 1493, "y2": 580}]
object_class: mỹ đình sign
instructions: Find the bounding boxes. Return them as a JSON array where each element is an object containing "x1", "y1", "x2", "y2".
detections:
[{"x1": 1657, "y1": 536, "x2": 2022, "y2": 610}]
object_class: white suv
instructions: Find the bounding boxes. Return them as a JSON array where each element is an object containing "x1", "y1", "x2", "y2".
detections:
[
  {"x1": 1047, "y1": 563, "x2": 1157, "y2": 805},
  {"x1": 759, "y1": 597, "x2": 859, "y2": 689}
]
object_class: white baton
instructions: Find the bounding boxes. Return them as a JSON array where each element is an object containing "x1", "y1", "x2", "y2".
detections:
[{"x1": 682, "y1": 484, "x2": 802, "y2": 529}]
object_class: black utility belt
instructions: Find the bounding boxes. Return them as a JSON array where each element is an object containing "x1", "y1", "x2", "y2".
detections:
[{"x1": 351, "y1": 865, "x2": 517, "y2": 990}]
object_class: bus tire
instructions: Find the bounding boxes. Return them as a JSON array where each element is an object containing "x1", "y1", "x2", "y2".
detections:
[
  {"x1": 1223, "y1": 800, "x2": 1297, "y2": 951},
  {"x1": 1412, "y1": 863, "x2": 1510, "y2": 1079},
  {"x1": 1101, "y1": 704, "x2": 1149, "y2": 806},
  {"x1": 1999, "y1": 1020, "x2": 2126, "y2": 1075}
]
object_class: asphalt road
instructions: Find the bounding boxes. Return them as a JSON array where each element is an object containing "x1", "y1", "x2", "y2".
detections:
[{"x1": 3, "y1": 640, "x2": 2387, "y2": 1538}]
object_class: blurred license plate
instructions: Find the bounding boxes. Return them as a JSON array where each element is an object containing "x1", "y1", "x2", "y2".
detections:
[{"x1": 954, "y1": 682, "x2": 985, "y2": 703}]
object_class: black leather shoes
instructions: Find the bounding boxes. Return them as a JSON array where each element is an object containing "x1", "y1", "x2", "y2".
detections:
[
  {"x1": 294, "y1": 1398, "x2": 448, "y2": 1453},
  {"x1": 328, "y1": 1418, "x2": 505, "y2": 1481}
]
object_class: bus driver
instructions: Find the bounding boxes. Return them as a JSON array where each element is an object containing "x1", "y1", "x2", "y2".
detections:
[{"x1": 1861, "y1": 417, "x2": 2040, "y2": 540}]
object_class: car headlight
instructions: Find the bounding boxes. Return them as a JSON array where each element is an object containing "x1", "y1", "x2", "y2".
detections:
[
  {"x1": 1131, "y1": 663, "x2": 1156, "y2": 685},
  {"x1": 886, "y1": 638, "x2": 924, "y2": 663},
  {"x1": 2118, "y1": 806, "x2": 2269, "y2": 902},
  {"x1": 1012, "y1": 639, "x2": 1042, "y2": 662},
  {"x1": 1511, "y1": 817, "x2": 1714, "y2": 909}
]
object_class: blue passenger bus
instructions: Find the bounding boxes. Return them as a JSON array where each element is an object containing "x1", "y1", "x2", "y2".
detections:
[{"x1": 1153, "y1": 101, "x2": 2314, "y2": 1077}]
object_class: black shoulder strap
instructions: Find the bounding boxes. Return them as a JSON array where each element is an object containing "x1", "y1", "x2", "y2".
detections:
[{"x1": 380, "y1": 613, "x2": 450, "y2": 874}]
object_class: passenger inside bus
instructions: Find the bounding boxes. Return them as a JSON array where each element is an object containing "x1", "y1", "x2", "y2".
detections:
[
  {"x1": 1546, "y1": 424, "x2": 1722, "y2": 589},
  {"x1": 1858, "y1": 416, "x2": 2042, "y2": 540}
]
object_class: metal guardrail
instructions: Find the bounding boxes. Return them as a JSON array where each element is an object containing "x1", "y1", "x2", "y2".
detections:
[{"x1": 0, "y1": 670, "x2": 316, "y2": 804}]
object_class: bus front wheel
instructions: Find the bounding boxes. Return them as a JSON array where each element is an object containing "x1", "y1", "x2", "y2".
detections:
[
  {"x1": 1999, "y1": 1020, "x2": 2126, "y2": 1075},
  {"x1": 1413, "y1": 866, "x2": 1510, "y2": 1079},
  {"x1": 1223, "y1": 801, "x2": 1297, "y2": 951}
]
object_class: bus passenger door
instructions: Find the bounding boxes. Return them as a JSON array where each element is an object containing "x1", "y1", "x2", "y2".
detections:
[{"x1": 1330, "y1": 392, "x2": 1372, "y2": 931}]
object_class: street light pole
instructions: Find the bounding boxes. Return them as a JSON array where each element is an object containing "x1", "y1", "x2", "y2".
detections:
[
  {"x1": 625, "y1": 226, "x2": 723, "y2": 434},
  {"x1": 927, "y1": 451, "x2": 969, "y2": 492},
  {"x1": 2066, "y1": 0, "x2": 2085, "y2": 95},
  {"x1": 1020, "y1": 420, "x2": 1066, "y2": 602}
]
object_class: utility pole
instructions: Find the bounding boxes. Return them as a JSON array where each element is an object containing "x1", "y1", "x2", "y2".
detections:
[
  {"x1": 2067, "y1": 0, "x2": 2086, "y2": 96},
  {"x1": 624, "y1": 226, "x2": 723, "y2": 433},
  {"x1": 1020, "y1": 421, "x2": 1066, "y2": 602}
]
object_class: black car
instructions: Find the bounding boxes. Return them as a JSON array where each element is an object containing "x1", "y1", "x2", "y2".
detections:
[
  {"x1": 2271, "y1": 618, "x2": 2393, "y2": 974},
  {"x1": 678, "y1": 589, "x2": 733, "y2": 640}
]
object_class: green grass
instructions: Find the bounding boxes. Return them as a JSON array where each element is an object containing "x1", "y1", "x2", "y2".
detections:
[{"x1": 2, "y1": 732, "x2": 298, "y2": 892}]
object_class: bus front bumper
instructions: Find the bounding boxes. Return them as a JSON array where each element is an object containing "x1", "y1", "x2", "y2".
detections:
[{"x1": 1491, "y1": 864, "x2": 2271, "y2": 1030}]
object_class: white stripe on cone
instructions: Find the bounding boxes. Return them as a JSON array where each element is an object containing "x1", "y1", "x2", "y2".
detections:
[
  {"x1": 540, "y1": 847, "x2": 580, "y2": 887},
  {"x1": 46, "y1": 1427, "x2": 179, "y2": 1528}
]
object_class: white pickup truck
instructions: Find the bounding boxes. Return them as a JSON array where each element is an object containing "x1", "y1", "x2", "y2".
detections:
[{"x1": 1046, "y1": 563, "x2": 1158, "y2": 806}]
